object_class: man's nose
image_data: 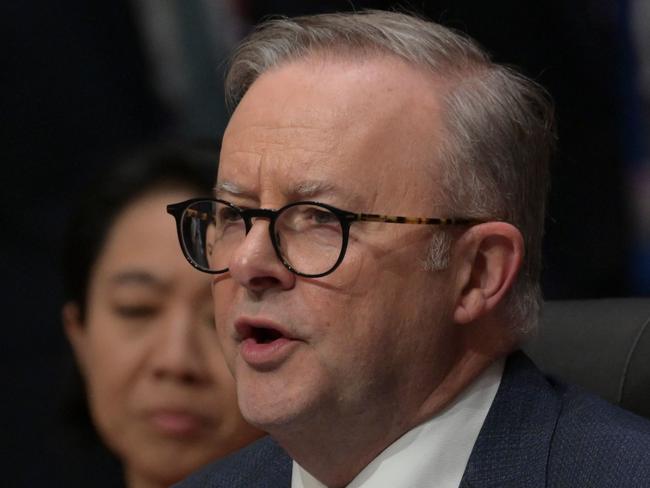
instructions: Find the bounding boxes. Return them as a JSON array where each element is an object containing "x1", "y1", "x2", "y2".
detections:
[
  {"x1": 150, "y1": 311, "x2": 208, "y2": 384},
  {"x1": 228, "y1": 219, "x2": 295, "y2": 294}
]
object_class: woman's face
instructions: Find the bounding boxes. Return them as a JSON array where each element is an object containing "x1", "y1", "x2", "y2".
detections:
[{"x1": 65, "y1": 188, "x2": 262, "y2": 487}]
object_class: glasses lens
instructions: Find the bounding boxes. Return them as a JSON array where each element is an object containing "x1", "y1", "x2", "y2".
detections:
[
  {"x1": 275, "y1": 203, "x2": 344, "y2": 276},
  {"x1": 180, "y1": 200, "x2": 245, "y2": 272}
]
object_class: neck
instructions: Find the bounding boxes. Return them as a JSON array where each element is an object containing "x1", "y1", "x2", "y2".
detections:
[
  {"x1": 273, "y1": 409, "x2": 405, "y2": 487},
  {"x1": 274, "y1": 343, "x2": 503, "y2": 487}
]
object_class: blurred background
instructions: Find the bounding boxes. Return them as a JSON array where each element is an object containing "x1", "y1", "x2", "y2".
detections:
[{"x1": 3, "y1": 0, "x2": 649, "y2": 484}]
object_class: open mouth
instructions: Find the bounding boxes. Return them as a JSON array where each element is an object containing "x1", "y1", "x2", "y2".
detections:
[
  {"x1": 235, "y1": 319, "x2": 297, "y2": 366},
  {"x1": 236, "y1": 319, "x2": 291, "y2": 345},
  {"x1": 251, "y1": 326, "x2": 284, "y2": 344}
]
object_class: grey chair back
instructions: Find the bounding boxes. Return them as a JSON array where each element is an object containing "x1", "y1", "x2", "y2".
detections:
[{"x1": 524, "y1": 298, "x2": 650, "y2": 419}]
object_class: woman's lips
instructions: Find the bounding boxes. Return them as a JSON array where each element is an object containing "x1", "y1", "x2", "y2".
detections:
[{"x1": 148, "y1": 410, "x2": 206, "y2": 437}]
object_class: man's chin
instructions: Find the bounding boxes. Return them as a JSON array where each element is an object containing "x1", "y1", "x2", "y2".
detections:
[
  {"x1": 240, "y1": 402, "x2": 302, "y2": 433},
  {"x1": 236, "y1": 382, "x2": 311, "y2": 433}
]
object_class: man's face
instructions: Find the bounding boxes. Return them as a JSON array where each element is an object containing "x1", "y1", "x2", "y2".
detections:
[{"x1": 215, "y1": 55, "x2": 458, "y2": 436}]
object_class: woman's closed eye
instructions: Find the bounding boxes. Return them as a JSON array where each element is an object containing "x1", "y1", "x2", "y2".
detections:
[{"x1": 112, "y1": 303, "x2": 161, "y2": 320}]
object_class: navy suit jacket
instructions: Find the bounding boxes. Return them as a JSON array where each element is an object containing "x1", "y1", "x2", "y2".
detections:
[{"x1": 176, "y1": 352, "x2": 650, "y2": 487}]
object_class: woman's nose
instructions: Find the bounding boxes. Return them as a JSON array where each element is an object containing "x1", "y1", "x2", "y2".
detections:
[{"x1": 150, "y1": 310, "x2": 208, "y2": 385}]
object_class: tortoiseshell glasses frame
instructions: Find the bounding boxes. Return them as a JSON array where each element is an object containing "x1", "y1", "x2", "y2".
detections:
[{"x1": 167, "y1": 198, "x2": 483, "y2": 278}]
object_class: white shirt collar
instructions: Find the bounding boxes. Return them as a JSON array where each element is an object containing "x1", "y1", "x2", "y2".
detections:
[{"x1": 291, "y1": 359, "x2": 504, "y2": 488}]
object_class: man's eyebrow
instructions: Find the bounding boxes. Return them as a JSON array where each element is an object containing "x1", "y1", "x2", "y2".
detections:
[
  {"x1": 214, "y1": 179, "x2": 363, "y2": 208},
  {"x1": 291, "y1": 180, "x2": 341, "y2": 200},
  {"x1": 291, "y1": 180, "x2": 365, "y2": 210},
  {"x1": 214, "y1": 181, "x2": 254, "y2": 199}
]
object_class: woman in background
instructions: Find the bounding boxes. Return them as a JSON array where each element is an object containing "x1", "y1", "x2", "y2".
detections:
[{"x1": 61, "y1": 142, "x2": 262, "y2": 488}]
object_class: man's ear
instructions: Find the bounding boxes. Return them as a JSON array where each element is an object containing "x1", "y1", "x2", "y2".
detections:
[
  {"x1": 62, "y1": 302, "x2": 89, "y2": 375},
  {"x1": 451, "y1": 222, "x2": 524, "y2": 324}
]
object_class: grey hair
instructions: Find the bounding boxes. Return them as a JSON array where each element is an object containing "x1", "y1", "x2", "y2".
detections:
[{"x1": 224, "y1": 10, "x2": 555, "y2": 337}]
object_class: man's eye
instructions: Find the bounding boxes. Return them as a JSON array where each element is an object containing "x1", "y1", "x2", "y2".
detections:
[
  {"x1": 218, "y1": 207, "x2": 242, "y2": 222},
  {"x1": 305, "y1": 208, "x2": 336, "y2": 224}
]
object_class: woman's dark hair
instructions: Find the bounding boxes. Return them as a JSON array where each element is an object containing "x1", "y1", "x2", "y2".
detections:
[
  {"x1": 58, "y1": 140, "x2": 219, "y2": 466},
  {"x1": 62, "y1": 139, "x2": 218, "y2": 320}
]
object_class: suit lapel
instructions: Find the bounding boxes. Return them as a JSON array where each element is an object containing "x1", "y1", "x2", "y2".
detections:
[
  {"x1": 459, "y1": 352, "x2": 561, "y2": 488},
  {"x1": 237, "y1": 436, "x2": 293, "y2": 487}
]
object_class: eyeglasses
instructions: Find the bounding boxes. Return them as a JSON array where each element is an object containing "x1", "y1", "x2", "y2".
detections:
[{"x1": 167, "y1": 198, "x2": 482, "y2": 278}]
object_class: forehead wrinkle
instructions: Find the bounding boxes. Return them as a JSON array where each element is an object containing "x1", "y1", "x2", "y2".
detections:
[
  {"x1": 220, "y1": 123, "x2": 339, "y2": 201},
  {"x1": 224, "y1": 124, "x2": 337, "y2": 155},
  {"x1": 219, "y1": 145, "x2": 342, "y2": 205},
  {"x1": 223, "y1": 57, "x2": 444, "y2": 213}
]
